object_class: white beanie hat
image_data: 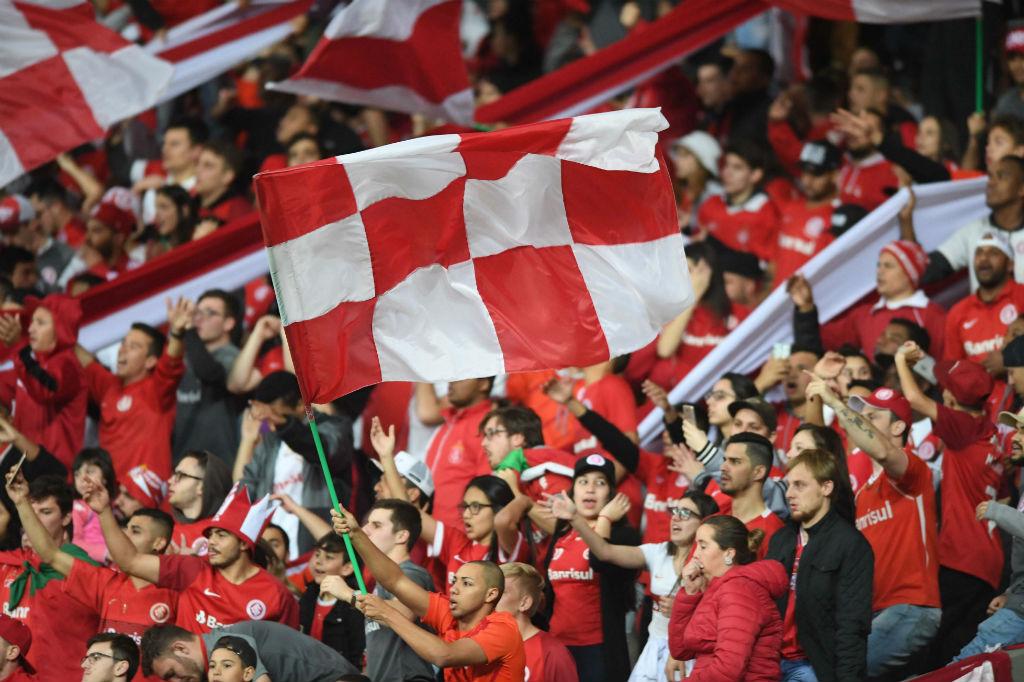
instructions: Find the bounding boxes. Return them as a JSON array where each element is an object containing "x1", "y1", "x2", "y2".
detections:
[{"x1": 673, "y1": 131, "x2": 722, "y2": 177}]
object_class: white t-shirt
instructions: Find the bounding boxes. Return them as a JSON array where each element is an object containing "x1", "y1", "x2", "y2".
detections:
[
  {"x1": 271, "y1": 440, "x2": 306, "y2": 560},
  {"x1": 937, "y1": 215, "x2": 1024, "y2": 291},
  {"x1": 640, "y1": 542, "x2": 681, "y2": 639}
]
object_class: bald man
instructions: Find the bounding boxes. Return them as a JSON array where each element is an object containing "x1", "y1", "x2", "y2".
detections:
[{"x1": 330, "y1": 508, "x2": 525, "y2": 679}]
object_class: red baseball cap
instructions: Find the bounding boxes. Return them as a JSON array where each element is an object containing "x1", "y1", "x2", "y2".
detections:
[
  {"x1": 0, "y1": 615, "x2": 34, "y2": 673},
  {"x1": 1007, "y1": 24, "x2": 1024, "y2": 54},
  {"x1": 935, "y1": 359, "x2": 994, "y2": 407},
  {"x1": 0, "y1": 195, "x2": 34, "y2": 234},
  {"x1": 848, "y1": 387, "x2": 913, "y2": 426},
  {"x1": 90, "y1": 187, "x2": 137, "y2": 236}
]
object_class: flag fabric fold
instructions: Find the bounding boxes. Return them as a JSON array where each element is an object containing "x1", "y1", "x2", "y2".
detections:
[
  {"x1": 772, "y1": 0, "x2": 981, "y2": 22},
  {"x1": 0, "y1": 0, "x2": 172, "y2": 187},
  {"x1": 255, "y1": 108, "x2": 692, "y2": 403},
  {"x1": 270, "y1": 0, "x2": 472, "y2": 125}
]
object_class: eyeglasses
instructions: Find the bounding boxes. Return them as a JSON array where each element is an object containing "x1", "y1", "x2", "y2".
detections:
[
  {"x1": 81, "y1": 652, "x2": 118, "y2": 666},
  {"x1": 670, "y1": 507, "x2": 699, "y2": 520},
  {"x1": 172, "y1": 470, "x2": 203, "y2": 482},
  {"x1": 457, "y1": 502, "x2": 493, "y2": 516},
  {"x1": 704, "y1": 390, "x2": 736, "y2": 402},
  {"x1": 481, "y1": 428, "x2": 507, "y2": 440}
]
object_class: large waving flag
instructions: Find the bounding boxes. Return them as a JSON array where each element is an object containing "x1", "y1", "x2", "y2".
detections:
[
  {"x1": 773, "y1": 0, "x2": 981, "y2": 22},
  {"x1": 254, "y1": 108, "x2": 691, "y2": 402},
  {"x1": 0, "y1": 0, "x2": 172, "y2": 187},
  {"x1": 270, "y1": 0, "x2": 472, "y2": 125}
]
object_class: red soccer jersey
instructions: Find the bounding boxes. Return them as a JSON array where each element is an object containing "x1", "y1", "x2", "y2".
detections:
[
  {"x1": 156, "y1": 554, "x2": 299, "y2": 632},
  {"x1": 547, "y1": 530, "x2": 602, "y2": 646},
  {"x1": 635, "y1": 450, "x2": 690, "y2": 545},
  {"x1": 63, "y1": 559, "x2": 178, "y2": 643},
  {"x1": 429, "y1": 522, "x2": 527, "y2": 590},
  {"x1": 648, "y1": 304, "x2": 749, "y2": 389},
  {"x1": 519, "y1": 447, "x2": 575, "y2": 503},
  {"x1": 425, "y1": 400, "x2": 494, "y2": 529},
  {"x1": 0, "y1": 549, "x2": 99, "y2": 682},
  {"x1": 697, "y1": 192, "x2": 780, "y2": 262},
  {"x1": 423, "y1": 592, "x2": 526, "y2": 682},
  {"x1": 838, "y1": 153, "x2": 899, "y2": 211},
  {"x1": 197, "y1": 193, "x2": 253, "y2": 224},
  {"x1": 60, "y1": 216, "x2": 87, "y2": 249},
  {"x1": 309, "y1": 596, "x2": 334, "y2": 642},
  {"x1": 944, "y1": 282, "x2": 1024, "y2": 362},
  {"x1": 171, "y1": 519, "x2": 210, "y2": 556},
  {"x1": 85, "y1": 352, "x2": 184, "y2": 482},
  {"x1": 773, "y1": 404, "x2": 803, "y2": 458},
  {"x1": 933, "y1": 405, "x2": 1004, "y2": 589},
  {"x1": 523, "y1": 629, "x2": 579, "y2": 682},
  {"x1": 855, "y1": 454, "x2": 941, "y2": 610},
  {"x1": 703, "y1": 479, "x2": 733, "y2": 516},
  {"x1": 819, "y1": 292, "x2": 947, "y2": 362},
  {"x1": 505, "y1": 371, "x2": 576, "y2": 452},
  {"x1": 772, "y1": 200, "x2": 837, "y2": 286},
  {"x1": 847, "y1": 449, "x2": 874, "y2": 494},
  {"x1": 569, "y1": 374, "x2": 638, "y2": 453},
  {"x1": 744, "y1": 509, "x2": 785, "y2": 560}
]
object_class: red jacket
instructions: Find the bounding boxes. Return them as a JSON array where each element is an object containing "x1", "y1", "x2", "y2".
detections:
[{"x1": 669, "y1": 560, "x2": 788, "y2": 682}]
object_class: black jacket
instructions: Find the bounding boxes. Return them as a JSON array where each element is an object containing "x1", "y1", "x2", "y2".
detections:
[
  {"x1": 766, "y1": 509, "x2": 874, "y2": 682},
  {"x1": 298, "y1": 582, "x2": 365, "y2": 670}
]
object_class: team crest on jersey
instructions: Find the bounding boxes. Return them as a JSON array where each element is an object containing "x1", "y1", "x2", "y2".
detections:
[
  {"x1": 149, "y1": 602, "x2": 170, "y2": 623},
  {"x1": 192, "y1": 537, "x2": 209, "y2": 556},
  {"x1": 116, "y1": 395, "x2": 133, "y2": 412},
  {"x1": 246, "y1": 599, "x2": 267, "y2": 620},
  {"x1": 917, "y1": 441, "x2": 936, "y2": 461},
  {"x1": 448, "y1": 443, "x2": 464, "y2": 465},
  {"x1": 875, "y1": 388, "x2": 894, "y2": 400},
  {"x1": 582, "y1": 548, "x2": 590, "y2": 560},
  {"x1": 804, "y1": 216, "x2": 826, "y2": 238},
  {"x1": 1001, "y1": 304, "x2": 1019, "y2": 326}
]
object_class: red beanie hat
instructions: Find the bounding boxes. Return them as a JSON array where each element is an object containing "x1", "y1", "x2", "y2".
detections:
[{"x1": 880, "y1": 240, "x2": 929, "y2": 289}]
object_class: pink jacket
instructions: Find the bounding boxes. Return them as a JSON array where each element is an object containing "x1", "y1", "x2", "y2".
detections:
[{"x1": 669, "y1": 560, "x2": 788, "y2": 682}]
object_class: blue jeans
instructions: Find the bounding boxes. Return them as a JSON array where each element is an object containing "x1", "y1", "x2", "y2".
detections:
[
  {"x1": 781, "y1": 659, "x2": 819, "y2": 682},
  {"x1": 955, "y1": 606, "x2": 1024, "y2": 660},
  {"x1": 867, "y1": 603, "x2": 942, "y2": 676}
]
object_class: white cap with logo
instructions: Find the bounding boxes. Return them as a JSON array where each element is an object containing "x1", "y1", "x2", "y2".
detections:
[{"x1": 371, "y1": 451, "x2": 435, "y2": 497}]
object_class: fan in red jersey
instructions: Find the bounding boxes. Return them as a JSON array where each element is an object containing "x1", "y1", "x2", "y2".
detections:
[
  {"x1": 496, "y1": 562, "x2": 578, "y2": 682},
  {"x1": 0, "y1": 615, "x2": 36, "y2": 682},
  {"x1": 91, "y1": 481, "x2": 298, "y2": 634}
]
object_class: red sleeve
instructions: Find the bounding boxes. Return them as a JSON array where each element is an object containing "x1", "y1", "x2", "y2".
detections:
[
  {"x1": 543, "y1": 638, "x2": 579, "y2": 682},
  {"x1": 277, "y1": 585, "x2": 300, "y2": 628},
  {"x1": 893, "y1": 451, "x2": 931, "y2": 496},
  {"x1": 156, "y1": 554, "x2": 206, "y2": 590},
  {"x1": 690, "y1": 583, "x2": 760, "y2": 682},
  {"x1": 943, "y1": 305, "x2": 965, "y2": 361},
  {"x1": 932, "y1": 404, "x2": 988, "y2": 451},
  {"x1": 84, "y1": 361, "x2": 119, "y2": 405},
  {"x1": 151, "y1": 352, "x2": 185, "y2": 410},
  {"x1": 669, "y1": 590, "x2": 703, "y2": 660},
  {"x1": 767, "y1": 120, "x2": 805, "y2": 178},
  {"x1": 61, "y1": 559, "x2": 110, "y2": 613},
  {"x1": 423, "y1": 591, "x2": 455, "y2": 634},
  {"x1": 468, "y1": 614, "x2": 520, "y2": 664}
]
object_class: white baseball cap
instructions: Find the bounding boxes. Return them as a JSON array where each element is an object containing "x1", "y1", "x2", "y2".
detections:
[
  {"x1": 673, "y1": 131, "x2": 722, "y2": 177},
  {"x1": 370, "y1": 451, "x2": 434, "y2": 497}
]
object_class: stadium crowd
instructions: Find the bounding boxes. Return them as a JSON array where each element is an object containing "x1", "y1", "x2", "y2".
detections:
[{"x1": 4, "y1": 1, "x2": 1024, "y2": 681}]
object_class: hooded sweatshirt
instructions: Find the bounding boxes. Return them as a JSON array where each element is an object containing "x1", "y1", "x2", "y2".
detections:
[
  {"x1": 669, "y1": 560, "x2": 788, "y2": 682},
  {"x1": 11, "y1": 295, "x2": 85, "y2": 467}
]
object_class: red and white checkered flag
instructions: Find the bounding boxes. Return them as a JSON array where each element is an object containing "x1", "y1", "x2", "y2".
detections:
[
  {"x1": 0, "y1": 1, "x2": 172, "y2": 187},
  {"x1": 255, "y1": 108, "x2": 692, "y2": 403}
]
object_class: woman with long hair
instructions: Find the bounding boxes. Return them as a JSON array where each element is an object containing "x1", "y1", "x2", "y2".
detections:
[
  {"x1": 915, "y1": 115, "x2": 962, "y2": 174},
  {"x1": 71, "y1": 448, "x2": 118, "y2": 563},
  {"x1": 672, "y1": 131, "x2": 723, "y2": 231},
  {"x1": 132, "y1": 185, "x2": 195, "y2": 262},
  {"x1": 669, "y1": 515, "x2": 788, "y2": 681},
  {"x1": 543, "y1": 453, "x2": 641, "y2": 682}
]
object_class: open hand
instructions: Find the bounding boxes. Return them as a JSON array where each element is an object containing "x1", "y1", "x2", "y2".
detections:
[
  {"x1": 542, "y1": 376, "x2": 575, "y2": 405},
  {"x1": 369, "y1": 417, "x2": 396, "y2": 459},
  {"x1": 542, "y1": 491, "x2": 576, "y2": 521},
  {"x1": 599, "y1": 493, "x2": 631, "y2": 523}
]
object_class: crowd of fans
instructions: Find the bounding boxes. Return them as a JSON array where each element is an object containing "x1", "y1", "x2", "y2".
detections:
[{"x1": 4, "y1": 1, "x2": 1024, "y2": 681}]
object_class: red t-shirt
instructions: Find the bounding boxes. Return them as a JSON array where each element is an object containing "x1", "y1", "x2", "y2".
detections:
[
  {"x1": 523, "y1": 629, "x2": 579, "y2": 682},
  {"x1": 772, "y1": 200, "x2": 837, "y2": 286},
  {"x1": 854, "y1": 454, "x2": 941, "y2": 610},
  {"x1": 0, "y1": 549, "x2": 99, "y2": 682},
  {"x1": 838, "y1": 154, "x2": 899, "y2": 211},
  {"x1": 171, "y1": 519, "x2": 210, "y2": 556},
  {"x1": 547, "y1": 529, "x2": 602, "y2": 646},
  {"x1": 773, "y1": 404, "x2": 803, "y2": 457},
  {"x1": 648, "y1": 304, "x2": 749, "y2": 389},
  {"x1": 819, "y1": 294, "x2": 947, "y2": 362},
  {"x1": 944, "y1": 282, "x2": 1024, "y2": 362},
  {"x1": 635, "y1": 451, "x2": 690, "y2": 545},
  {"x1": 63, "y1": 560, "x2": 178, "y2": 643},
  {"x1": 197, "y1": 193, "x2": 253, "y2": 224},
  {"x1": 429, "y1": 521, "x2": 527, "y2": 590},
  {"x1": 425, "y1": 401, "x2": 494, "y2": 529},
  {"x1": 704, "y1": 479, "x2": 733, "y2": 516},
  {"x1": 697, "y1": 192, "x2": 780, "y2": 262},
  {"x1": 156, "y1": 554, "x2": 300, "y2": 632},
  {"x1": 933, "y1": 404, "x2": 1004, "y2": 589},
  {"x1": 780, "y1": 535, "x2": 805, "y2": 660},
  {"x1": 1, "y1": 668, "x2": 37, "y2": 681},
  {"x1": 847, "y1": 449, "x2": 874, "y2": 494},
  {"x1": 309, "y1": 596, "x2": 334, "y2": 642},
  {"x1": 85, "y1": 352, "x2": 184, "y2": 482},
  {"x1": 745, "y1": 509, "x2": 785, "y2": 560},
  {"x1": 422, "y1": 592, "x2": 526, "y2": 682},
  {"x1": 570, "y1": 374, "x2": 638, "y2": 453}
]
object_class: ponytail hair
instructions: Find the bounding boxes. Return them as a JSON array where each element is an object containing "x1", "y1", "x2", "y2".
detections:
[{"x1": 701, "y1": 515, "x2": 759, "y2": 565}]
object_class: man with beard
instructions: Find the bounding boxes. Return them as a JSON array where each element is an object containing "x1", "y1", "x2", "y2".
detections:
[
  {"x1": 719, "y1": 432, "x2": 784, "y2": 558},
  {"x1": 961, "y1": 407, "x2": 1024, "y2": 659},
  {"x1": 80, "y1": 188, "x2": 139, "y2": 281},
  {"x1": 139, "y1": 620, "x2": 357, "y2": 682},
  {"x1": 945, "y1": 233, "x2": 1024, "y2": 366},
  {"x1": 836, "y1": 108, "x2": 900, "y2": 211}
]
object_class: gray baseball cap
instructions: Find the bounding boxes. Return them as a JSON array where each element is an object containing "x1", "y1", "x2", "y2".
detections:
[{"x1": 371, "y1": 451, "x2": 434, "y2": 497}]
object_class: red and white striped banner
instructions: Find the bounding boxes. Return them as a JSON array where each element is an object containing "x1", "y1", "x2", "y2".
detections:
[
  {"x1": 773, "y1": 0, "x2": 981, "y2": 22},
  {"x1": 0, "y1": 0, "x2": 172, "y2": 187},
  {"x1": 255, "y1": 109, "x2": 691, "y2": 403},
  {"x1": 270, "y1": 0, "x2": 472, "y2": 125}
]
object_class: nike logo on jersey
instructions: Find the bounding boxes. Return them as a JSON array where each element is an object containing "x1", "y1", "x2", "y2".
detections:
[
  {"x1": 203, "y1": 588, "x2": 221, "y2": 598},
  {"x1": 963, "y1": 319, "x2": 979, "y2": 329}
]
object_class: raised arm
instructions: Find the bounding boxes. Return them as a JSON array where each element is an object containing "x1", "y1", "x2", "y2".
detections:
[
  {"x1": 414, "y1": 384, "x2": 444, "y2": 426},
  {"x1": 568, "y1": 498, "x2": 645, "y2": 570},
  {"x1": 270, "y1": 494, "x2": 330, "y2": 541},
  {"x1": 5, "y1": 471, "x2": 72, "y2": 575},
  {"x1": 893, "y1": 342, "x2": 937, "y2": 421},
  {"x1": 331, "y1": 506, "x2": 431, "y2": 617},
  {"x1": 86, "y1": 475, "x2": 160, "y2": 583},
  {"x1": 227, "y1": 316, "x2": 279, "y2": 394}
]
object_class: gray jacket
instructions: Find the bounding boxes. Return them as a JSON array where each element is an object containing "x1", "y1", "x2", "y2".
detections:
[
  {"x1": 984, "y1": 501, "x2": 1024, "y2": 617},
  {"x1": 202, "y1": 620, "x2": 358, "y2": 681}
]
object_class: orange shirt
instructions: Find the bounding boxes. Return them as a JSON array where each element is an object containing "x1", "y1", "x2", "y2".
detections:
[
  {"x1": 423, "y1": 592, "x2": 526, "y2": 682},
  {"x1": 854, "y1": 454, "x2": 941, "y2": 610}
]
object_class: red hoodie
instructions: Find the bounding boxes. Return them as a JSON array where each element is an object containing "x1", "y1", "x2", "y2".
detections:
[
  {"x1": 670, "y1": 560, "x2": 788, "y2": 682},
  {"x1": 10, "y1": 295, "x2": 86, "y2": 468}
]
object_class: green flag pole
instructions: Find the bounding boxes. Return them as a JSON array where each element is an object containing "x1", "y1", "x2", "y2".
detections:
[
  {"x1": 976, "y1": 17, "x2": 984, "y2": 113},
  {"x1": 305, "y1": 405, "x2": 368, "y2": 594}
]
